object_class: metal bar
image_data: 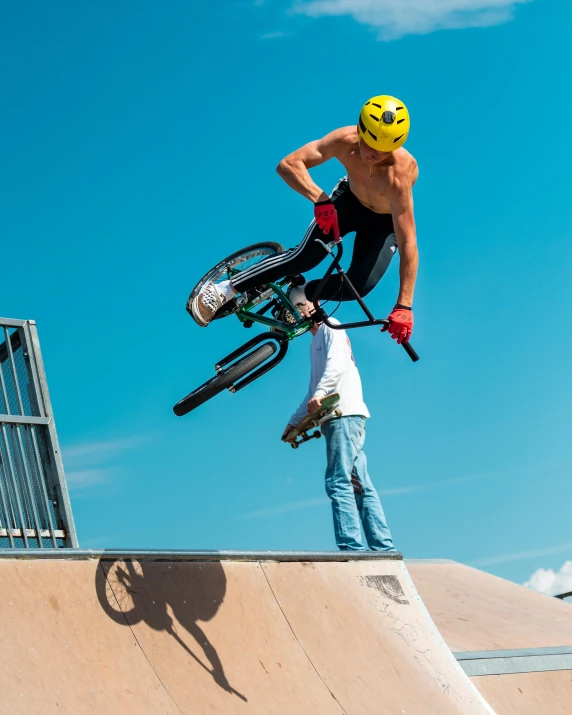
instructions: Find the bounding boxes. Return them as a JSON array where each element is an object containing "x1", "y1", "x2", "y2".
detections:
[
  {"x1": 0, "y1": 345, "x2": 11, "y2": 415},
  {"x1": 338, "y1": 268, "x2": 377, "y2": 321},
  {"x1": 28, "y1": 426, "x2": 58, "y2": 547},
  {"x1": 457, "y1": 653, "x2": 572, "y2": 677},
  {"x1": 237, "y1": 312, "x2": 293, "y2": 332},
  {"x1": 11, "y1": 426, "x2": 35, "y2": 533},
  {"x1": 0, "y1": 431, "x2": 15, "y2": 547},
  {"x1": 0, "y1": 416, "x2": 50, "y2": 426},
  {"x1": 0, "y1": 528, "x2": 66, "y2": 538},
  {"x1": 21, "y1": 321, "x2": 46, "y2": 417},
  {"x1": 3, "y1": 326, "x2": 25, "y2": 415},
  {"x1": 0, "y1": 318, "x2": 26, "y2": 328},
  {"x1": 0, "y1": 330, "x2": 23, "y2": 371},
  {"x1": 455, "y1": 646, "x2": 572, "y2": 660},
  {"x1": 0, "y1": 424, "x2": 29, "y2": 546},
  {"x1": 328, "y1": 319, "x2": 388, "y2": 330},
  {"x1": 0, "y1": 549, "x2": 404, "y2": 562},
  {"x1": 455, "y1": 646, "x2": 572, "y2": 676},
  {"x1": 404, "y1": 558, "x2": 458, "y2": 564},
  {"x1": 15, "y1": 425, "x2": 45, "y2": 548},
  {"x1": 309, "y1": 243, "x2": 344, "y2": 306},
  {"x1": 27, "y1": 322, "x2": 78, "y2": 548}
]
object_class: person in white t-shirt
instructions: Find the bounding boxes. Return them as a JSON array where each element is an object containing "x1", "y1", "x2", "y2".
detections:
[{"x1": 282, "y1": 288, "x2": 396, "y2": 552}]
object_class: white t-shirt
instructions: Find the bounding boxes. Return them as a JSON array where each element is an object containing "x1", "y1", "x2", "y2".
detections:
[{"x1": 289, "y1": 319, "x2": 370, "y2": 425}]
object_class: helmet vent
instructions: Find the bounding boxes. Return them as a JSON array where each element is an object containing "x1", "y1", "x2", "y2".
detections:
[
  {"x1": 393, "y1": 134, "x2": 404, "y2": 143},
  {"x1": 397, "y1": 118, "x2": 405, "y2": 124},
  {"x1": 396, "y1": 106, "x2": 404, "y2": 110},
  {"x1": 358, "y1": 116, "x2": 367, "y2": 133},
  {"x1": 371, "y1": 103, "x2": 382, "y2": 109},
  {"x1": 368, "y1": 130, "x2": 378, "y2": 141},
  {"x1": 369, "y1": 113, "x2": 380, "y2": 121}
]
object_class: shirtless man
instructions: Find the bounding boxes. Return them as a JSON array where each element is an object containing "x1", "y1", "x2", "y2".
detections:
[{"x1": 191, "y1": 95, "x2": 418, "y2": 345}]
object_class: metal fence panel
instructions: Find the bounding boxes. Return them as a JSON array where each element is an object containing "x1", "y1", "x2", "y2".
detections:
[{"x1": 0, "y1": 318, "x2": 77, "y2": 548}]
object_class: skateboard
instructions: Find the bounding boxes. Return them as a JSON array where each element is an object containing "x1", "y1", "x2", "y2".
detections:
[{"x1": 283, "y1": 393, "x2": 341, "y2": 449}]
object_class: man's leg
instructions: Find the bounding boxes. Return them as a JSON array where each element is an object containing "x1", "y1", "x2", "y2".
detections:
[
  {"x1": 305, "y1": 215, "x2": 397, "y2": 302},
  {"x1": 231, "y1": 220, "x2": 327, "y2": 294},
  {"x1": 322, "y1": 417, "x2": 366, "y2": 550},
  {"x1": 190, "y1": 179, "x2": 359, "y2": 326},
  {"x1": 350, "y1": 420, "x2": 395, "y2": 551},
  {"x1": 232, "y1": 177, "x2": 356, "y2": 295}
]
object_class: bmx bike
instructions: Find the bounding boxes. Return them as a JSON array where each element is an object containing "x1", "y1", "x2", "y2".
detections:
[{"x1": 173, "y1": 235, "x2": 419, "y2": 417}]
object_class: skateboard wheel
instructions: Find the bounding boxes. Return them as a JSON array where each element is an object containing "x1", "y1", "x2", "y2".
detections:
[{"x1": 291, "y1": 442, "x2": 298, "y2": 449}]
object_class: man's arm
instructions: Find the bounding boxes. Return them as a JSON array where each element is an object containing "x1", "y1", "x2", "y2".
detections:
[
  {"x1": 308, "y1": 327, "x2": 349, "y2": 411},
  {"x1": 387, "y1": 179, "x2": 418, "y2": 307},
  {"x1": 283, "y1": 386, "x2": 312, "y2": 439},
  {"x1": 276, "y1": 128, "x2": 351, "y2": 203}
]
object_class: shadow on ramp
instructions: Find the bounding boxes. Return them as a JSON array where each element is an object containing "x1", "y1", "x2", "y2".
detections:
[{"x1": 95, "y1": 558, "x2": 247, "y2": 702}]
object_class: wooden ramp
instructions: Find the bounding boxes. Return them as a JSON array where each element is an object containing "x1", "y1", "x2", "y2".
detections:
[
  {"x1": 409, "y1": 561, "x2": 572, "y2": 715},
  {"x1": 0, "y1": 553, "x2": 493, "y2": 714}
]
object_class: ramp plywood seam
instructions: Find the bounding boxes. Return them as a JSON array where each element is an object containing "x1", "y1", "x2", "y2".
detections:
[
  {"x1": 398, "y1": 563, "x2": 498, "y2": 715},
  {"x1": 99, "y1": 561, "x2": 185, "y2": 715},
  {"x1": 259, "y1": 563, "x2": 348, "y2": 715}
]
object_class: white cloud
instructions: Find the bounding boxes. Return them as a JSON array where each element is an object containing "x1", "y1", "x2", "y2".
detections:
[
  {"x1": 61, "y1": 434, "x2": 149, "y2": 493},
  {"x1": 237, "y1": 471, "x2": 493, "y2": 519},
  {"x1": 292, "y1": 0, "x2": 531, "y2": 40},
  {"x1": 65, "y1": 468, "x2": 110, "y2": 491},
  {"x1": 62, "y1": 435, "x2": 146, "y2": 468},
  {"x1": 470, "y1": 542, "x2": 572, "y2": 568},
  {"x1": 261, "y1": 31, "x2": 291, "y2": 39},
  {"x1": 524, "y1": 561, "x2": 572, "y2": 598},
  {"x1": 238, "y1": 497, "x2": 329, "y2": 519}
]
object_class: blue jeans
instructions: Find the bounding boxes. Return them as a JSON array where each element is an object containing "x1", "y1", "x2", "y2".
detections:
[{"x1": 321, "y1": 416, "x2": 395, "y2": 551}]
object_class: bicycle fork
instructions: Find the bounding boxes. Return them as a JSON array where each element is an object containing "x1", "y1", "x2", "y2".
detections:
[{"x1": 215, "y1": 331, "x2": 289, "y2": 393}]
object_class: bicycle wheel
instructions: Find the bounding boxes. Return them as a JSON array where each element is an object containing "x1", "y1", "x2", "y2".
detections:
[
  {"x1": 173, "y1": 341, "x2": 277, "y2": 416},
  {"x1": 187, "y1": 241, "x2": 284, "y2": 321}
]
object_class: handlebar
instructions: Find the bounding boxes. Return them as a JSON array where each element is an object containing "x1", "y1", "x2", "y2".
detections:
[
  {"x1": 310, "y1": 240, "x2": 420, "y2": 362},
  {"x1": 401, "y1": 340, "x2": 419, "y2": 362}
]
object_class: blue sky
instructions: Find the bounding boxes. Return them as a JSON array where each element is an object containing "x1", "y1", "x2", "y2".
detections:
[{"x1": 1, "y1": 0, "x2": 571, "y2": 588}]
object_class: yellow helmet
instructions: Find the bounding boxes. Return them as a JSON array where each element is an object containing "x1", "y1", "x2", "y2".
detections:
[{"x1": 358, "y1": 95, "x2": 410, "y2": 152}]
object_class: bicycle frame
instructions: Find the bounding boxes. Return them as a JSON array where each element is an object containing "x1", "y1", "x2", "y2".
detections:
[
  {"x1": 233, "y1": 279, "x2": 312, "y2": 340},
  {"x1": 311, "y1": 240, "x2": 419, "y2": 362},
  {"x1": 174, "y1": 236, "x2": 419, "y2": 416},
  {"x1": 228, "y1": 239, "x2": 419, "y2": 363}
]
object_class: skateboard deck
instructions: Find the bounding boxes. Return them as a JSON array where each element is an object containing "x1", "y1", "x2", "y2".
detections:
[{"x1": 283, "y1": 393, "x2": 341, "y2": 449}]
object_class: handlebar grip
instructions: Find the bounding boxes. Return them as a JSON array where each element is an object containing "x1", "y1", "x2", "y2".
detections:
[{"x1": 402, "y1": 340, "x2": 419, "y2": 362}]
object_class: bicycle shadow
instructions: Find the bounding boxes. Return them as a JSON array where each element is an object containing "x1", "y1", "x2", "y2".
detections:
[{"x1": 95, "y1": 558, "x2": 247, "y2": 702}]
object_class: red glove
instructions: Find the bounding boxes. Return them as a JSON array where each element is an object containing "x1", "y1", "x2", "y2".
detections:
[
  {"x1": 314, "y1": 200, "x2": 340, "y2": 239},
  {"x1": 382, "y1": 304, "x2": 414, "y2": 344}
]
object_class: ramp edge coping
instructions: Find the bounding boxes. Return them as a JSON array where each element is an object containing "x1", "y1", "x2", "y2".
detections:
[
  {"x1": 454, "y1": 646, "x2": 572, "y2": 677},
  {"x1": 0, "y1": 548, "x2": 403, "y2": 562},
  {"x1": 404, "y1": 558, "x2": 458, "y2": 564}
]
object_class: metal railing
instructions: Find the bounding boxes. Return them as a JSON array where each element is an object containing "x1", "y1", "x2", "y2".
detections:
[{"x1": 0, "y1": 318, "x2": 77, "y2": 548}]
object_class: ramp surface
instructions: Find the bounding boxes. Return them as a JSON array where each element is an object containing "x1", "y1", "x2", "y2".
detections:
[
  {"x1": 0, "y1": 553, "x2": 494, "y2": 714},
  {"x1": 408, "y1": 561, "x2": 572, "y2": 715}
]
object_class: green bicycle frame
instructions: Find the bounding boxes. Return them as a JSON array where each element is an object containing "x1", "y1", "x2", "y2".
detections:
[
  {"x1": 235, "y1": 282, "x2": 311, "y2": 340},
  {"x1": 227, "y1": 271, "x2": 311, "y2": 340}
]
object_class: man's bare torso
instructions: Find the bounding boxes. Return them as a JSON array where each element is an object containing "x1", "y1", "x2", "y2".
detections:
[{"x1": 336, "y1": 126, "x2": 418, "y2": 214}]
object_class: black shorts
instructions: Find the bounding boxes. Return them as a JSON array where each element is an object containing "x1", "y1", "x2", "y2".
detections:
[{"x1": 232, "y1": 177, "x2": 397, "y2": 301}]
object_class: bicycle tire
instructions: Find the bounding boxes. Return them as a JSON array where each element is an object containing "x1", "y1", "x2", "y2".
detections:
[
  {"x1": 187, "y1": 241, "x2": 284, "y2": 321},
  {"x1": 173, "y1": 341, "x2": 277, "y2": 416}
]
